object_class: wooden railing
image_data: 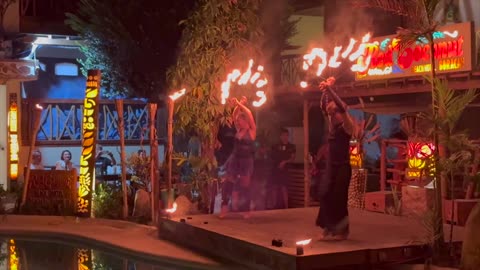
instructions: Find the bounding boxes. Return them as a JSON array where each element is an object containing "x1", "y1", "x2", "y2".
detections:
[
  {"x1": 380, "y1": 139, "x2": 408, "y2": 191},
  {"x1": 21, "y1": 99, "x2": 166, "y2": 146}
]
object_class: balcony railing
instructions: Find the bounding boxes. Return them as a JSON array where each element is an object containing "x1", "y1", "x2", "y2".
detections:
[
  {"x1": 21, "y1": 99, "x2": 166, "y2": 146},
  {"x1": 280, "y1": 54, "x2": 303, "y2": 87}
]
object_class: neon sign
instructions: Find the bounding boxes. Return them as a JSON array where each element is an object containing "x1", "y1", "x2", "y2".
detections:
[
  {"x1": 356, "y1": 22, "x2": 472, "y2": 80},
  {"x1": 299, "y1": 22, "x2": 473, "y2": 87}
]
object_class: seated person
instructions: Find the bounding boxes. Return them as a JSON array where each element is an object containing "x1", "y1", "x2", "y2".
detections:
[
  {"x1": 95, "y1": 145, "x2": 117, "y2": 175},
  {"x1": 138, "y1": 149, "x2": 147, "y2": 159},
  {"x1": 55, "y1": 150, "x2": 75, "y2": 171},
  {"x1": 30, "y1": 149, "x2": 45, "y2": 170}
]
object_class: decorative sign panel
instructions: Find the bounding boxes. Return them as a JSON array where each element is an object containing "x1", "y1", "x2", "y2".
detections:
[
  {"x1": 23, "y1": 170, "x2": 77, "y2": 215},
  {"x1": 356, "y1": 22, "x2": 473, "y2": 80}
]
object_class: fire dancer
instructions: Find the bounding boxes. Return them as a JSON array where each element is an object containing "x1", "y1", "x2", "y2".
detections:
[
  {"x1": 220, "y1": 96, "x2": 256, "y2": 219},
  {"x1": 316, "y1": 77, "x2": 354, "y2": 241}
]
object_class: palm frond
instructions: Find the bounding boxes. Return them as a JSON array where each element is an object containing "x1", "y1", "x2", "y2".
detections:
[
  {"x1": 352, "y1": 0, "x2": 419, "y2": 19},
  {"x1": 423, "y1": 0, "x2": 442, "y2": 23},
  {"x1": 353, "y1": 0, "x2": 441, "y2": 54},
  {"x1": 431, "y1": 78, "x2": 478, "y2": 132}
]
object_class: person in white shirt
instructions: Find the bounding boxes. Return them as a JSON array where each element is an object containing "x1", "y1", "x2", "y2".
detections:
[
  {"x1": 30, "y1": 149, "x2": 45, "y2": 170},
  {"x1": 55, "y1": 149, "x2": 75, "y2": 171}
]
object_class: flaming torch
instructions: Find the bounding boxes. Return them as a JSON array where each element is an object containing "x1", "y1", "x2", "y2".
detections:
[
  {"x1": 221, "y1": 59, "x2": 268, "y2": 107},
  {"x1": 300, "y1": 33, "x2": 372, "y2": 89},
  {"x1": 165, "y1": 202, "x2": 178, "y2": 218},
  {"x1": 295, "y1": 239, "x2": 312, "y2": 256},
  {"x1": 164, "y1": 89, "x2": 187, "y2": 212}
]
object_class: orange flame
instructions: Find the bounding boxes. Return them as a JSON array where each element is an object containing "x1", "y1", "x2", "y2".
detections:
[
  {"x1": 221, "y1": 59, "x2": 268, "y2": 107},
  {"x1": 300, "y1": 33, "x2": 372, "y2": 88},
  {"x1": 296, "y1": 239, "x2": 312, "y2": 246},
  {"x1": 166, "y1": 202, "x2": 177, "y2": 213},
  {"x1": 169, "y1": 88, "x2": 186, "y2": 101}
]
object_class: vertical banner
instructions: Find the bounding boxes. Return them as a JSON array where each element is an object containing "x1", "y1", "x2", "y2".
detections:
[
  {"x1": 77, "y1": 70, "x2": 101, "y2": 217},
  {"x1": 8, "y1": 93, "x2": 19, "y2": 182}
]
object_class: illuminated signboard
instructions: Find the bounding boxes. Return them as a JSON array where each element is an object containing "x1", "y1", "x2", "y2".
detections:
[
  {"x1": 77, "y1": 70, "x2": 101, "y2": 217},
  {"x1": 8, "y1": 93, "x2": 19, "y2": 181},
  {"x1": 356, "y1": 22, "x2": 473, "y2": 80},
  {"x1": 349, "y1": 141, "x2": 362, "y2": 169},
  {"x1": 405, "y1": 142, "x2": 435, "y2": 180}
]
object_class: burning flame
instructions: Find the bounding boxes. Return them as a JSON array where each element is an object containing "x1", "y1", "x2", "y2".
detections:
[
  {"x1": 300, "y1": 33, "x2": 371, "y2": 88},
  {"x1": 221, "y1": 59, "x2": 268, "y2": 107},
  {"x1": 166, "y1": 202, "x2": 177, "y2": 213},
  {"x1": 169, "y1": 88, "x2": 186, "y2": 101},
  {"x1": 296, "y1": 239, "x2": 312, "y2": 246}
]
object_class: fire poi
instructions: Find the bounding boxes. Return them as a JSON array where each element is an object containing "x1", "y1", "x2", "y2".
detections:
[
  {"x1": 300, "y1": 33, "x2": 372, "y2": 88},
  {"x1": 221, "y1": 59, "x2": 268, "y2": 107}
]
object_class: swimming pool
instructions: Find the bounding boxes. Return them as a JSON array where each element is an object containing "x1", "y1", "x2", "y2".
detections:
[{"x1": 0, "y1": 236, "x2": 234, "y2": 270}]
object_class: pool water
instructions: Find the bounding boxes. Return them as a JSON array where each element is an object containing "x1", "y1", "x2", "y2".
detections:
[{"x1": 0, "y1": 237, "x2": 223, "y2": 270}]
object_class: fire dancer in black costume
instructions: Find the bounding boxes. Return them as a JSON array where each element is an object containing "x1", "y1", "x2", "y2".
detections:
[{"x1": 316, "y1": 77, "x2": 354, "y2": 241}]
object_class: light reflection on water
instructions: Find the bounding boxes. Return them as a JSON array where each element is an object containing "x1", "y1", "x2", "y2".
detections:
[{"x1": 0, "y1": 238, "x2": 208, "y2": 270}]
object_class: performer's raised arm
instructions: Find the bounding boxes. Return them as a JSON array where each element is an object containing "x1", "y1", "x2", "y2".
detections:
[
  {"x1": 321, "y1": 77, "x2": 354, "y2": 136},
  {"x1": 233, "y1": 96, "x2": 256, "y2": 139}
]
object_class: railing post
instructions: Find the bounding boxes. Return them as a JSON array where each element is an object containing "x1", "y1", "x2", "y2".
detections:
[{"x1": 380, "y1": 140, "x2": 386, "y2": 191}]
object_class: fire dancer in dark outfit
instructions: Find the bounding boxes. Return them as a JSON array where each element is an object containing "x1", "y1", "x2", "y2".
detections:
[
  {"x1": 220, "y1": 96, "x2": 256, "y2": 219},
  {"x1": 316, "y1": 77, "x2": 354, "y2": 241}
]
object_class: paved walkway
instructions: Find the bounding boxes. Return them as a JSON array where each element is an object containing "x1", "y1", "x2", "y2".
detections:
[{"x1": 0, "y1": 215, "x2": 227, "y2": 269}]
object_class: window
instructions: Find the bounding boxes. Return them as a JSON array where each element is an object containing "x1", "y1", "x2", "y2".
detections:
[{"x1": 54, "y1": 62, "x2": 78, "y2": 76}]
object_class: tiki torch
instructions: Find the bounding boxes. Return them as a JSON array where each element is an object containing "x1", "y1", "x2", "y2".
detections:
[
  {"x1": 20, "y1": 103, "x2": 43, "y2": 208},
  {"x1": 295, "y1": 239, "x2": 311, "y2": 256},
  {"x1": 164, "y1": 89, "x2": 186, "y2": 211}
]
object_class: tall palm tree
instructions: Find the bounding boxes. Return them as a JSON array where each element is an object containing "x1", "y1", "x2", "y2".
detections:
[{"x1": 353, "y1": 0, "x2": 446, "y2": 261}]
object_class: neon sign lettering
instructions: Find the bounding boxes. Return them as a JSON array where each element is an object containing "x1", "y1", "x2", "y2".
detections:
[{"x1": 300, "y1": 22, "x2": 472, "y2": 85}]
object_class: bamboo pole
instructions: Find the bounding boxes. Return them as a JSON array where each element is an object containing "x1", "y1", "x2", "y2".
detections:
[
  {"x1": 148, "y1": 103, "x2": 158, "y2": 224},
  {"x1": 303, "y1": 100, "x2": 310, "y2": 207},
  {"x1": 167, "y1": 99, "x2": 173, "y2": 194},
  {"x1": 115, "y1": 99, "x2": 128, "y2": 219},
  {"x1": 20, "y1": 103, "x2": 43, "y2": 209}
]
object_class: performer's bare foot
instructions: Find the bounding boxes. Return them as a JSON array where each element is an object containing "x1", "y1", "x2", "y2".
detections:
[
  {"x1": 332, "y1": 233, "x2": 349, "y2": 241},
  {"x1": 318, "y1": 230, "x2": 334, "y2": 241}
]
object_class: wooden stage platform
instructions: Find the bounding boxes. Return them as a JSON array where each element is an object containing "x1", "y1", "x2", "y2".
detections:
[{"x1": 158, "y1": 208, "x2": 465, "y2": 270}]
